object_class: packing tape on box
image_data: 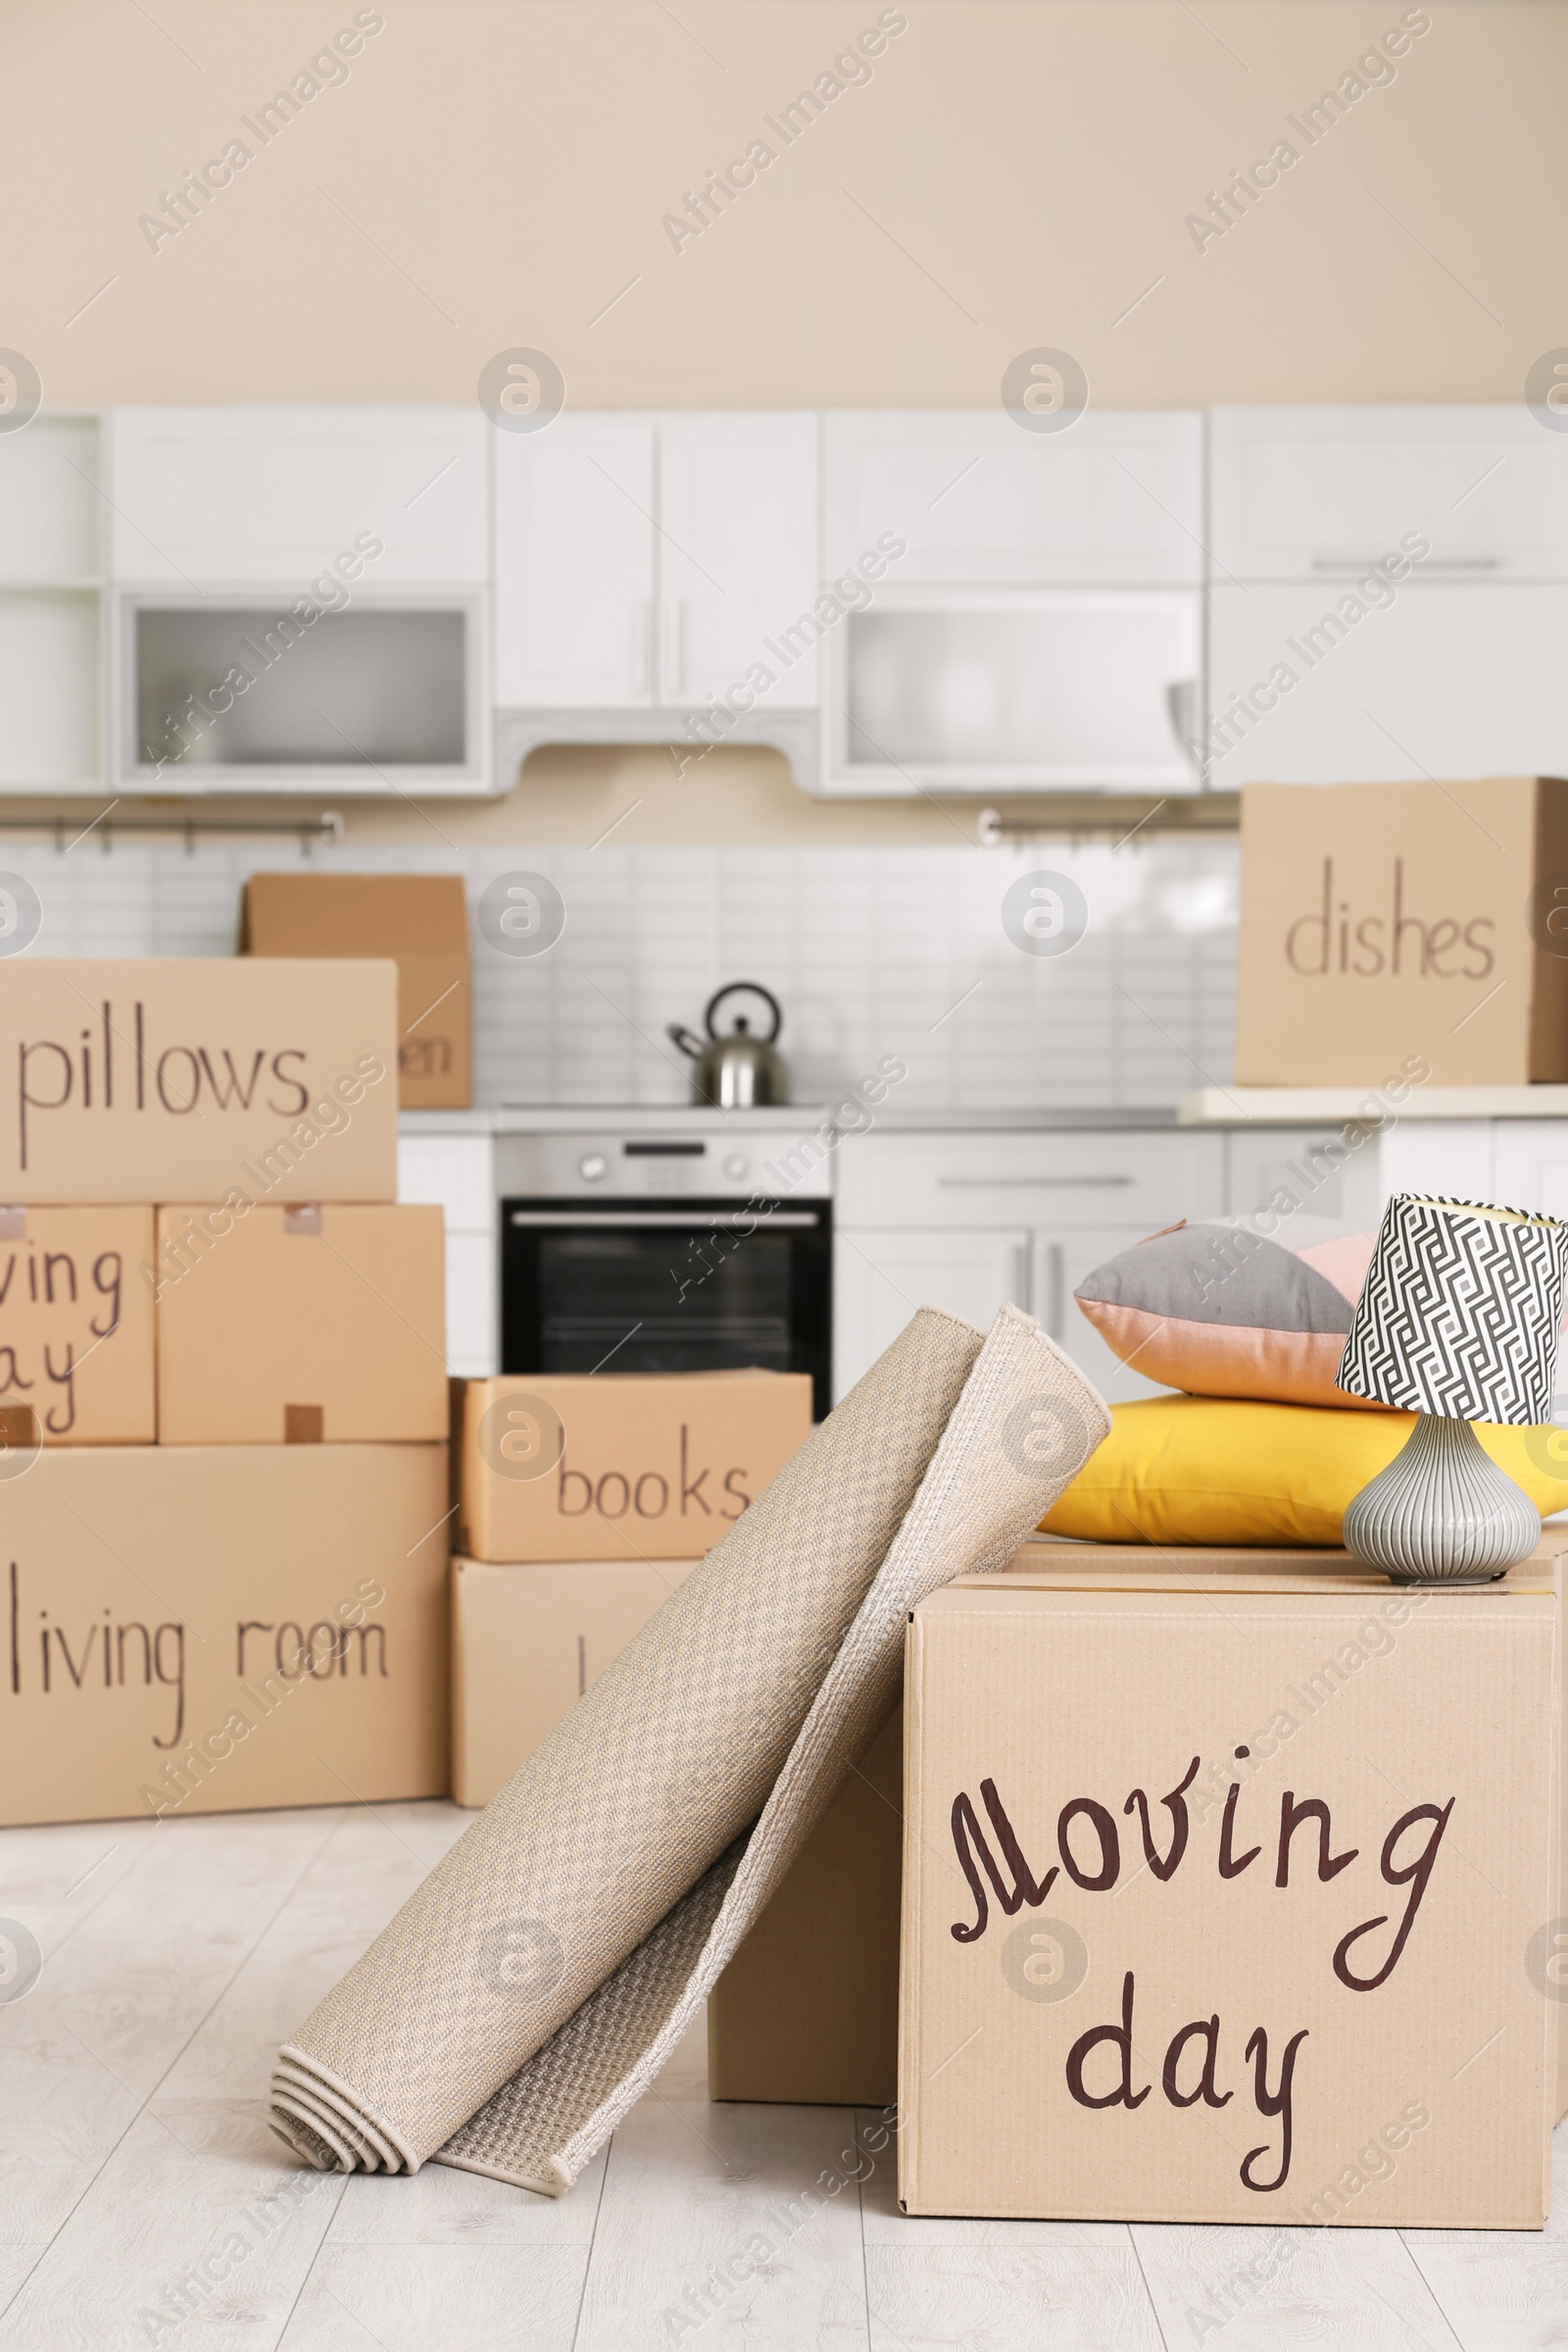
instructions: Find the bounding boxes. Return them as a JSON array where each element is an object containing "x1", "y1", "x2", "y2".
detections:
[{"x1": 268, "y1": 1302, "x2": 1109, "y2": 2196}]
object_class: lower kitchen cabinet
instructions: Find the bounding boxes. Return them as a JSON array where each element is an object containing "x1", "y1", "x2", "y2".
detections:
[
  {"x1": 834, "y1": 1226, "x2": 1032, "y2": 1396},
  {"x1": 397, "y1": 1129, "x2": 498, "y2": 1379},
  {"x1": 833, "y1": 1221, "x2": 1175, "y2": 1407}
]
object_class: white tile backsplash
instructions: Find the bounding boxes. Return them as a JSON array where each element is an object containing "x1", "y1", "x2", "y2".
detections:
[{"x1": 0, "y1": 833, "x2": 1239, "y2": 1109}]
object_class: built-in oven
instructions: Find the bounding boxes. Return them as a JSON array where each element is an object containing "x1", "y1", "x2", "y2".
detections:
[{"x1": 499, "y1": 1132, "x2": 833, "y2": 1419}]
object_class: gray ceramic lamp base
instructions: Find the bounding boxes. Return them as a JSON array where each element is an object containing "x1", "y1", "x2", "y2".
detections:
[{"x1": 1341, "y1": 1412, "x2": 1542, "y2": 1586}]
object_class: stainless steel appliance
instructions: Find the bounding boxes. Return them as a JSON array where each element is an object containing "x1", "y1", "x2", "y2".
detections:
[
  {"x1": 499, "y1": 1127, "x2": 832, "y2": 1418},
  {"x1": 666, "y1": 983, "x2": 789, "y2": 1108}
]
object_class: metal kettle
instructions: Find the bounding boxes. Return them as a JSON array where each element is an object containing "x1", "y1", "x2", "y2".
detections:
[{"x1": 667, "y1": 982, "x2": 788, "y2": 1108}]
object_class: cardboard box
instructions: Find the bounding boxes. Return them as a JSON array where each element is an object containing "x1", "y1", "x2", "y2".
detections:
[
  {"x1": 242, "y1": 873, "x2": 472, "y2": 1110},
  {"x1": 901, "y1": 1542, "x2": 1558, "y2": 2227},
  {"x1": 0, "y1": 1204, "x2": 154, "y2": 1443},
  {"x1": 1236, "y1": 778, "x2": 1568, "y2": 1086},
  {"x1": 0, "y1": 957, "x2": 398, "y2": 1202},
  {"x1": 453, "y1": 1371, "x2": 814, "y2": 1562},
  {"x1": 710, "y1": 1705, "x2": 903, "y2": 2107},
  {"x1": 0, "y1": 1442, "x2": 449, "y2": 1825},
  {"x1": 156, "y1": 1201, "x2": 447, "y2": 1444},
  {"x1": 449, "y1": 1553, "x2": 700, "y2": 1807}
]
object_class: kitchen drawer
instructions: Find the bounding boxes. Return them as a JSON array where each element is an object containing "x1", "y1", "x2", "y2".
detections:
[
  {"x1": 398, "y1": 1132, "x2": 496, "y2": 1232},
  {"x1": 835, "y1": 1130, "x2": 1223, "y2": 1230},
  {"x1": 445, "y1": 1231, "x2": 498, "y2": 1378}
]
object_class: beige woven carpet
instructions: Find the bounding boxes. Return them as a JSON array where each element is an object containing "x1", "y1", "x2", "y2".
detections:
[{"x1": 270, "y1": 1303, "x2": 1107, "y2": 2193}]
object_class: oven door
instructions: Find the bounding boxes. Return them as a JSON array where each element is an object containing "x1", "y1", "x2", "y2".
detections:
[{"x1": 502, "y1": 1198, "x2": 832, "y2": 1420}]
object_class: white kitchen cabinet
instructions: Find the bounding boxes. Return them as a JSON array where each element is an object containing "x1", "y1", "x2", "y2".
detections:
[
  {"x1": 493, "y1": 416, "x2": 656, "y2": 707},
  {"x1": 837, "y1": 1128, "x2": 1224, "y2": 1232},
  {"x1": 398, "y1": 1129, "x2": 497, "y2": 1378},
  {"x1": 106, "y1": 407, "x2": 489, "y2": 585},
  {"x1": 833, "y1": 1128, "x2": 1228, "y2": 1404},
  {"x1": 834, "y1": 1218, "x2": 1177, "y2": 1405},
  {"x1": 1223, "y1": 1126, "x2": 1387, "y2": 1227},
  {"x1": 823, "y1": 411, "x2": 1204, "y2": 586},
  {"x1": 0, "y1": 416, "x2": 101, "y2": 585},
  {"x1": 1210, "y1": 407, "x2": 1568, "y2": 582},
  {"x1": 0, "y1": 416, "x2": 102, "y2": 792},
  {"x1": 830, "y1": 585, "x2": 1200, "y2": 794},
  {"x1": 1205, "y1": 581, "x2": 1568, "y2": 785},
  {"x1": 833, "y1": 1225, "x2": 1032, "y2": 1399},
  {"x1": 658, "y1": 412, "x2": 818, "y2": 702}
]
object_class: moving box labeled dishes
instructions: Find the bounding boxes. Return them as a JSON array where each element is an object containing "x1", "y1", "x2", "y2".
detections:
[
  {"x1": 0, "y1": 956, "x2": 451, "y2": 1826},
  {"x1": 1237, "y1": 776, "x2": 1568, "y2": 1085}
]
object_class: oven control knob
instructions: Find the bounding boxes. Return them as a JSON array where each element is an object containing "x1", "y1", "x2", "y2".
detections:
[
  {"x1": 578, "y1": 1152, "x2": 609, "y2": 1183},
  {"x1": 722, "y1": 1152, "x2": 750, "y2": 1181}
]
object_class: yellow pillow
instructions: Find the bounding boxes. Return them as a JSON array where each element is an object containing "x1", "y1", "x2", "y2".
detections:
[{"x1": 1042, "y1": 1396, "x2": 1568, "y2": 1547}]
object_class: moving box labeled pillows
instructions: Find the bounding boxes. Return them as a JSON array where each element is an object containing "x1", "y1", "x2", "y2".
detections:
[
  {"x1": 242, "y1": 873, "x2": 472, "y2": 1110},
  {"x1": 0, "y1": 1443, "x2": 450, "y2": 1824},
  {"x1": 1236, "y1": 777, "x2": 1568, "y2": 1085},
  {"x1": 450, "y1": 1554, "x2": 701, "y2": 1807},
  {"x1": 0, "y1": 1204, "x2": 154, "y2": 1443},
  {"x1": 453, "y1": 1371, "x2": 814, "y2": 1562},
  {"x1": 0, "y1": 957, "x2": 398, "y2": 1201},
  {"x1": 901, "y1": 1544, "x2": 1558, "y2": 2229},
  {"x1": 156, "y1": 1201, "x2": 447, "y2": 1443}
]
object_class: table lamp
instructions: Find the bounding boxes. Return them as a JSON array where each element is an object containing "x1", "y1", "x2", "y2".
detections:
[{"x1": 1336, "y1": 1193, "x2": 1568, "y2": 1584}]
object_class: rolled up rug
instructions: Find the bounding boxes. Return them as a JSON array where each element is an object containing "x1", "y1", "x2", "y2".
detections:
[{"x1": 270, "y1": 1302, "x2": 1107, "y2": 2194}]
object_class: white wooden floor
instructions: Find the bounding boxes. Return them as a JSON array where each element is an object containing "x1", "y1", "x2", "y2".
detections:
[{"x1": 2, "y1": 1800, "x2": 1566, "y2": 2352}]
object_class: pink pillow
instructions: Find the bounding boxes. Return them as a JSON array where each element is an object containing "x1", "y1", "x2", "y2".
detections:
[{"x1": 1075, "y1": 1216, "x2": 1381, "y2": 1407}]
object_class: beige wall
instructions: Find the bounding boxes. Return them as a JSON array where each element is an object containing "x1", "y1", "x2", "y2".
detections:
[{"x1": 4, "y1": 0, "x2": 1558, "y2": 845}]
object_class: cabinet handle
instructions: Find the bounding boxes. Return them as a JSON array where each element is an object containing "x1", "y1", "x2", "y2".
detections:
[
  {"x1": 1308, "y1": 555, "x2": 1501, "y2": 571},
  {"x1": 939, "y1": 1174, "x2": 1135, "y2": 1190},
  {"x1": 669, "y1": 599, "x2": 688, "y2": 698},
  {"x1": 1043, "y1": 1241, "x2": 1066, "y2": 1339},
  {"x1": 631, "y1": 602, "x2": 652, "y2": 697}
]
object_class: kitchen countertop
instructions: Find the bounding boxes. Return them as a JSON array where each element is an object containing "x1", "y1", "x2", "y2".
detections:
[
  {"x1": 1180, "y1": 1085, "x2": 1568, "y2": 1125},
  {"x1": 399, "y1": 1103, "x2": 1181, "y2": 1136}
]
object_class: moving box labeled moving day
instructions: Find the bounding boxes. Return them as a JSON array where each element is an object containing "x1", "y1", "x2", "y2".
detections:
[
  {"x1": 0, "y1": 1203, "x2": 154, "y2": 1443},
  {"x1": 155, "y1": 1200, "x2": 447, "y2": 1443},
  {"x1": 0, "y1": 1443, "x2": 450, "y2": 1824},
  {"x1": 900, "y1": 1544, "x2": 1558, "y2": 2229},
  {"x1": 0, "y1": 957, "x2": 399, "y2": 1201},
  {"x1": 1236, "y1": 777, "x2": 1568, "y2": 1085},
  {"x1": 453, "y1": 1370, "x2": 814, "y2": 1561}
]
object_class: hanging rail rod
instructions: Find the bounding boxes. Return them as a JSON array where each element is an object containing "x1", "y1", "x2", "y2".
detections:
[{"x1": 0, "y1": 810, "x2": 346, "y2": 852}]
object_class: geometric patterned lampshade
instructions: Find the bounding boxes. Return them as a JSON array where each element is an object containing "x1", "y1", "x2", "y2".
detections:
[{"x1": 1337, "y1": 1194, "x2": 1568, "y2": 1426}]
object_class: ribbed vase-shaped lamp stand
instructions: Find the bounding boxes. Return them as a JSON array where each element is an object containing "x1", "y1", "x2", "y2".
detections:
[{"x1": 1342, "y1": 1412, "x2": 1542, "y2": 1585}]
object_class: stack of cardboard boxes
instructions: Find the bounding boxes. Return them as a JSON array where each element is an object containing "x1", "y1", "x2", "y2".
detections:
[
  {"x1": 448, "y1": 1370, "x2": 813, "y2": 1806},
  {"x1": 0, "y1": 957, "x2": 451, "y2": 1827}
]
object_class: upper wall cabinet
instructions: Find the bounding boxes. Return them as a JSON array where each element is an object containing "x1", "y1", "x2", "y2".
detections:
[
  {"x1": 1210, "y1": 407, "x2": 1568, "y2": 581},
  {"x1": 493, "y1": 411, "x2": 819, "y2": 710},
  {"x1": 823, "y1": 412, "x2": 1204, "y2": 586},
  {"x1": 1206, "y1": 581, "x2": 1568, "y2": 784},
  {"x1": 658, "y1": 413, "x2": 819, "y2": 703},
  {"x1": 493, "y1": 416, "x2": 657, "y2": 708},
  {"x1": 0, "y1": 415, "x2": 102, "y2": 790},
  {"x1": 106, "y1": 407, "x2": 490, "y2": 585}
]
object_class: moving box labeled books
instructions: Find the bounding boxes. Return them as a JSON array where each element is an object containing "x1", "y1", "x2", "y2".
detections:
[{"x1": 453, "y1": 1371, "x2": 813, "y2": 1562}]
